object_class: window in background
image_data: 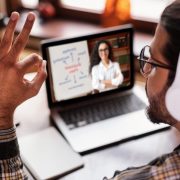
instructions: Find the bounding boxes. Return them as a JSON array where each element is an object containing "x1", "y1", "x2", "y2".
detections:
[
  {"x1": 61, "y1": 0, "x2": 106, "y2": 13},
  {"x1": 130, "y1": 0, "x2": 172, "y2": 22},
  {"x1": 11, "y1": 0, "x2": 174, "y2": 23},
  {"x1": 21, "y1": 0, "x2": 38, "y2": 9}
]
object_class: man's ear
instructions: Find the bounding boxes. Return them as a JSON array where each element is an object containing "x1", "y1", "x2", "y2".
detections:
[{"x1": 165, "y1": 53, "x2": 180, "y2": 120}]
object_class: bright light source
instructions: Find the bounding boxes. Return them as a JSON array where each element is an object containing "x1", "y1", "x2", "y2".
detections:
[
  {"x1": 21, "y1": 0, "x2": 38, "y2": 9},
  {"x1": 61, "y1": 0, "x2": 106, "y2": 13}
]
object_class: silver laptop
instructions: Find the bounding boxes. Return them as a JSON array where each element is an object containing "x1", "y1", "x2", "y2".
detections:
[{"x1": 41, "y1": 24, "x2": 169, "y2": 153}]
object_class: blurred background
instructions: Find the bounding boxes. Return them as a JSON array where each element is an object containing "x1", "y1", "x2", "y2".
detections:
[{"x1": 0, "y1": 0, "x2": 174, "y2": 74}]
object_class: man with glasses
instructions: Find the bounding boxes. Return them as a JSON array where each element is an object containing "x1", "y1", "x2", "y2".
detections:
[
  {"x1": 0, "y1": 1, "x2": 179, "y2": 180},
  {"x1": 138, "y1": 45, "x2": 175, "y2": 78},
  {"x1": 104, "y1": 0, "x2": 180, "y2": 179}
]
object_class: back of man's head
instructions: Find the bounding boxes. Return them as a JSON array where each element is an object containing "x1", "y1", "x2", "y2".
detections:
[
  {"x1": 162, "y1": 0, "x2": 180, "y2": 120},
  {"x1": 160, "y1": 0, "x2": 180, "y2": 69}
]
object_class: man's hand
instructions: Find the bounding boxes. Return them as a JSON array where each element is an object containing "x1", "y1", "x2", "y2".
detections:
[{"x1": 0, "y1": 12, "x2": 47, "y2": 129}]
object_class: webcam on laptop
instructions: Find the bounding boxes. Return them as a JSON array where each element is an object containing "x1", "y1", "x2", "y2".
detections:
[{"x1": 166, "y1": 52, "x2": 180, "y2": 121}]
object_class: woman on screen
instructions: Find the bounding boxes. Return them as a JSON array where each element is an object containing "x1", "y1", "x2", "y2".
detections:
[{"x1": 90, "y1": 40, "x2": 124, "y2": 93}]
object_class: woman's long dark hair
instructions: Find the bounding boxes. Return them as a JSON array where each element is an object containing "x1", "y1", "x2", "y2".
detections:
[{"x1": 89, "y1": 40, "x2": 113, "y2": 73}]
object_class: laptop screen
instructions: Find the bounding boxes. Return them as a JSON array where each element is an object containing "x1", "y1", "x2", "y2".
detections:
[{"x1": 41, "y1": 24, "x2": 134, "y2": 107}]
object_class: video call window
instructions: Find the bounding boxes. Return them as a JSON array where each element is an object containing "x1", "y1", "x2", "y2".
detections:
[
  {"x1": 88, "y1": 32, "x2": 130, "y2": 84},
  {"x1": 47, "y1": 32, "x2": 131, "y2": 102}
]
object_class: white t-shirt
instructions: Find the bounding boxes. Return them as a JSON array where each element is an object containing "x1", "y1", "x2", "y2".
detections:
[{"x1": 91, "y1": 61, "x2": 124, "y2": 91}]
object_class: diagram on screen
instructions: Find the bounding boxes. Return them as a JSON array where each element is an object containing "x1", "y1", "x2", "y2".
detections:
[{"x1": 49, "y1": 40, "x2": 92, "y2": 101}]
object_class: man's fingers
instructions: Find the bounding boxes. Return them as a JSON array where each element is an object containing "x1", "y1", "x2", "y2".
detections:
[
  {"x1": 0, "y1": 12, "x2": 19, "y2": 59},
  {"x1": 28, "y1": 60, "x2": 47, "y2": 97},
  {"x1": 18, "y1": 53, "x2": 43, "y2": 74},
  {"x1": 8, "y1": 12, "x2": 35, "y2": 62}
]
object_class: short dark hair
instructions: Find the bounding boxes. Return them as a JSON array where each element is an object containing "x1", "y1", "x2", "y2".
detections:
[
  {"x1": 89, "y1": 40, "x2": 113, "y2": 73},
  {"x1": 160, "y1": 0, "x2": 180, "y2": 85}
]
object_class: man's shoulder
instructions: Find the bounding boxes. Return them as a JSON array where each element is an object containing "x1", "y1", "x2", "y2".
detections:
[
  {"x1": 149, "y1": 146, "x2": 180, "y2": 166},
  {"x1": 106, "y1": 148, "x2": 180, "y2": 180}
]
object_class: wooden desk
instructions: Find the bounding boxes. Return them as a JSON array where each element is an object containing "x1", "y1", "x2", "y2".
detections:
[{"x1": 14, "y1": 77, "x2": 180, "y2": 180}]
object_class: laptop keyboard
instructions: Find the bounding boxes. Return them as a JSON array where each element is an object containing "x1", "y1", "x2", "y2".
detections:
[{"x1": 60, "y1": 94, "x2": 146, "y2": 130}]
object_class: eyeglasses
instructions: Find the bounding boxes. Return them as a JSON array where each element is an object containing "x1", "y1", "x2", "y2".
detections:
[
  {"x1": 98, "y1": 48, "x2": 109, "y2": 53},
  {"x1": 137, "y1": 45, "x2": 175, "y2": 78}
]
